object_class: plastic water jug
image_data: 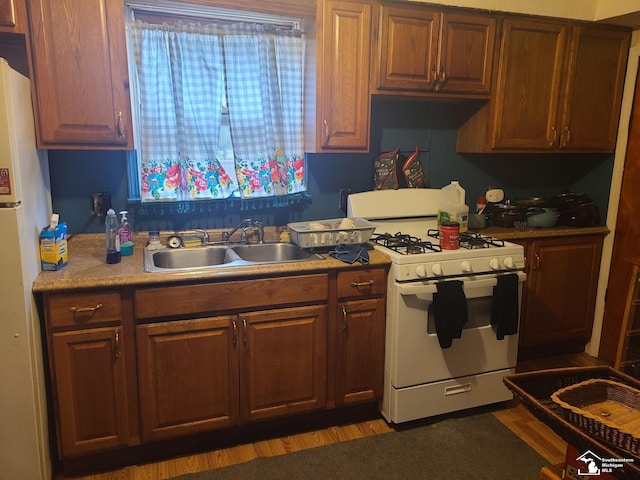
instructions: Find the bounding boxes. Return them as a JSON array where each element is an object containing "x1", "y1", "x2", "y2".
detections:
[{"x1": 438, "y1": 181, "x2": 469, "y2": 232}]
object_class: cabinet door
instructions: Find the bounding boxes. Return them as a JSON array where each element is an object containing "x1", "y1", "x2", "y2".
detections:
[
  {"x1": 336, "y1": 298, "x2": 385, "y2": 404},
  {"x1": 377, "y1": 4, "x2": 440, "y2": 90},
  {"x1": 559, "y1": 25, "x2": 630, "y2": 152},
  {"x1": 317, "y1": 0, "x2": 372, "y2": 151},
  {"x1": 27, "y1": 0, "x2": 132, "y2": 148},
  {"x1": 240, "y1": 305, "x2": 327, "y2": 422},
  {"x1": 136, "y1": 316, "x2": 239, "y2": 441},
  {"x1": 438, "y1": 12, "x2": 496, "y2": 94},
  {"x1": 490, "y1": 18, "x2": 569, "y2": 150},
  {"x1": 519, "y1": 236, "x2": 603, "y2": 346},
  {"x1": 52, "y1": 326, "x2": 130, "y2": 456},
  {"x1": 0, "y1": 0, "x2": 25, "y2": 33}
]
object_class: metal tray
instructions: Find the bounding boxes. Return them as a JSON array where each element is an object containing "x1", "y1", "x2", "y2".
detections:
[{"x1": 287, "y1": 218, "x2": 376, "y2": 248}]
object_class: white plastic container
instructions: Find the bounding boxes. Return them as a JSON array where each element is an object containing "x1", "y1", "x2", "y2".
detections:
[{"x1": 437, "y1": 181, "x2": 469, "y2": 232}]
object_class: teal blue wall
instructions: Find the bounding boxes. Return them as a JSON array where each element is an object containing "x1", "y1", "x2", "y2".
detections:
[{"x1": 49, "y1": 99, "x2": 613, "y2": 234}]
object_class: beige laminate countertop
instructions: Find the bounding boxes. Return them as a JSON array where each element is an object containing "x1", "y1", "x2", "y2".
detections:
[
  {"x1": 32, "y1": 234, "x2": 392, "y2": 293},
  {"x1": 32, "y1": 226, "x2": 609, "y2": 293}
]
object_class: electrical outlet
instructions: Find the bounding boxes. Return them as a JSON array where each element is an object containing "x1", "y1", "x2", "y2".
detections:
[
  {"x1": 90, "y1": 192, "x2": 111, "y2": 216},
  {"x1": 339, "y1": 188, "x2": 352, "y2": 211}
]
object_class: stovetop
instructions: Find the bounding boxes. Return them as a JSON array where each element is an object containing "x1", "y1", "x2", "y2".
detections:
[
  {"x1": 346, "y1": 189, "x2": 526, "y2": 281},
  {"x1": 370, "y1": 230, "x2": 507, "y2": 256},
  {"x1": 368, "y1": 222, "x2": 525, "y2": 281}
]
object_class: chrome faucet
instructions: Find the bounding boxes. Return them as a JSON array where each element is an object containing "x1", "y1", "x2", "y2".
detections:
[
  {"x1": 255, "y1": 220, "x2": 265, "y2": 244},
  {"x1": 221, "y1": 218, "x2": 253, "y2": 243},
  {"x1": 195, "y1": 229, "x2": 210, "y2": 245},
  {"x1": 242, "y1": 220, "x2": 264, "y2": 244},
  {"x1": 222, "y1": 218, "x2": 265, "y2": 244}
]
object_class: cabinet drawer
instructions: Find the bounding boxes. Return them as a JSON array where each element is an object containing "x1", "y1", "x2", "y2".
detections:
[
  {"x1": 47, "y1": 290, "x2": 122, "y2": 329},
  {"x1": 337, "y1": 269, "x2": 387, "y2": 299},
  {"x1": 135, "y1": 274, "x2": 328, "y2": 319}
]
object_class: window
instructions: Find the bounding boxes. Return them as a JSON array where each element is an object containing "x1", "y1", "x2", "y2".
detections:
[{"x1": 125, "y1": 2, "x2": 307, "y2": 202}]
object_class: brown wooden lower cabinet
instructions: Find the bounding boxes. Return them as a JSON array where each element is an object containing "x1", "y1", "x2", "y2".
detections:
[
  {"x1": 335, "y1": 298, "x2": 385, "y2": 404},
  {"x1": 136, "y1": 316, "x2": 239, "y2": 442},
  {"x1": 513, "y1": 235, "x2": 604, "y2": 350},
  {"x1": 240, "y1": 306, "x2": 327, "y2": 422},
  {"x1": 52, "y1": 326, "x2": 131, "y2": 456},
  {"x1": 43, "y1": 267, "x2": 388, "y2": 463}
]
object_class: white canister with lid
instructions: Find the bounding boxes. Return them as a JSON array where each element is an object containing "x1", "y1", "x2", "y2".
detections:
[{"x1": 437, "y1": 181, "x2": 469, "y2": 232}]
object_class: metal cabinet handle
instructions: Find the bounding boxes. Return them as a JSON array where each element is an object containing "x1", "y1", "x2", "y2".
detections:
[
  {"x1": 241, "y1": 316, "x2": 247, "y2": 345},
  {"x1": 534, "y1": 252, "x2": 541, "y2": 270},
  {"x1": 560, "y1": 126, "x2": 571, "y2": 148},
  {"x1": 114, "y1": 330, "x2": 122, "y2": 358},
  {"x1": 341, "y1": 305, "x2": 348, "y2": 333},
  {"x1": 231, "y1": 317, "x2": 238, "y2": 346},
  {"x1": 434, "y1": 66, "x2": 447, "y2": 92},
  {"x1": 351, "y1": 280, "x2": 374, "y2": 288},
  {"x1": 116, "y1": 111, "x2": 126, "y2": 140},
  {"x1": 431, "y1": 64, "x2": 439, "y2": 90},
  {"x1": 322, "y1": 119, "x2": 330, "y2": 146},
  {"x1": 550, "y1": 127, "x2": 559, "y2": 147},
  {"x1": 69, "y1": 303, "x2": 103, "y2": 314}
]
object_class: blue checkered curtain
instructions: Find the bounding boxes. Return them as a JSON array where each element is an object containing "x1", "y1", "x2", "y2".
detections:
[
  {"x1": 128, "y1": 20, "x2": 306, "y2": 202},
  {"x1": 224, "y1": 26, "x2": 306, "y2": 198},
  {"x1": 129, "y1": 22, "x2": 236, "y2": 201}
]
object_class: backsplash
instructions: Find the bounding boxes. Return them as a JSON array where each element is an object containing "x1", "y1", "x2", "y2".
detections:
[{"x1": 49, "y1": 101, "x2": 614, "y2": 234}]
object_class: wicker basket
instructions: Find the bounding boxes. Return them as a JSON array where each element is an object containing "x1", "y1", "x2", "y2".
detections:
[
  {"x1": 551, "y1": 379, "x2": 640, "y2": 456},
  {"x1": 503, "y1": 366, "x2": 640, "y2": 479}
]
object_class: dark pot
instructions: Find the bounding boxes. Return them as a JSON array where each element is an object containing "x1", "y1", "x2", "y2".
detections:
[
  {"x1": 491, "y1": 205, "x2": 527, "y2": 228},
  {"x1": 558, "y1": 202, "x2": 600, "y2": 227},
  {"x1": 516, "y1": 197, "x2": 549, "y2": 208},
  {"x1": 549, "y1": 192, "x2": 591, "y2": 210}
]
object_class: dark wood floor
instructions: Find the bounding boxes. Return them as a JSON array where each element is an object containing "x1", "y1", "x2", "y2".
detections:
[{"x1": 61, "y1": 353, "x2": 609, "y2": 480}]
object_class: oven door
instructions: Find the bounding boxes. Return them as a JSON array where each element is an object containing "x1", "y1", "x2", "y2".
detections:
[{"x1": 387, "y1": 272, "x2": 525, "y2": 388}]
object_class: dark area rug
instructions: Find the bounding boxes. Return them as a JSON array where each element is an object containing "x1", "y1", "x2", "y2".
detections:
[{"x1": 172, "y1": 412, "x2": 547, "y2": 480}]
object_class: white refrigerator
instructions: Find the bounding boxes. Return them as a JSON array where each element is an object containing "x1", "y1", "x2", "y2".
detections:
[{"x1": 0, "y1": 58, "x2": 52, "y2": 480}]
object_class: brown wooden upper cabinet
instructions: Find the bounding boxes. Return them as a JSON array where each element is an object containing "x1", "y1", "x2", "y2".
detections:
[
  {"x1": 457, "y1": 18, "x2": 630, "y2": 153},
  {"x1": 317, "y1": 0, "x2": 374, "y2": 152},
  {"x1": 0, "y1": 0, "x2": 27, "y2": 33},
  {"x1": 376, "y1": 4, "x2": 496, "y2": 95},
  {"x1": 26, "y1": 0, "x2": 133, "y2": 149}
]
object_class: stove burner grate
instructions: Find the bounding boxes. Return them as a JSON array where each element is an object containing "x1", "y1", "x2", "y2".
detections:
[
  {"x1": 370, "y1": 232, "x2": 442, "y2": 255},
  {"x1": 426, "y1": 229, "x2": 505, "y2": 249}
]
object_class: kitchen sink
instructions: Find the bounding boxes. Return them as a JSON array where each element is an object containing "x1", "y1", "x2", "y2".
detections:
[
  {"x1": 144, "y1": 243, "x2": 322, "y2": 273},
  {"x1": 230, "y1": 243, "x2": 316, "y2": 263}
]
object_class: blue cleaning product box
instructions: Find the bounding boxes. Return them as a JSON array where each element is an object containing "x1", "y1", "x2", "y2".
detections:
[{"x1": 40, "y1": 217, "x2": 68, "y2": 271}]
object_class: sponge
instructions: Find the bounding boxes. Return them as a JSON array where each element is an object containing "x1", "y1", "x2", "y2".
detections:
[{"x1": 182, "y1": 236, "x2": 202, "y2": 248}]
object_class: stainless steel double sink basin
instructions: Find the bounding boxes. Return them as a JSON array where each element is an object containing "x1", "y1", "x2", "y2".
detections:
[{"x1": 144, "y1": 243, "x2": 323, "y2": 273}]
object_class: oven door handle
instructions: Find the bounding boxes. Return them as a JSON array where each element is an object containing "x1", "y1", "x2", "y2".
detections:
[{"x1": 397, "y1": 272, "x2": 525, "y2": 297}]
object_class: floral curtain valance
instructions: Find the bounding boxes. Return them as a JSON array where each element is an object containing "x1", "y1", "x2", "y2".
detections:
[{"x1": 128, "y1": 21, "x2": 306, "y2": 202}]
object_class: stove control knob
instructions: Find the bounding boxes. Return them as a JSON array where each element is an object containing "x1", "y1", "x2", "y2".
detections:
[
  {"x1": 461, "y1": 260, "x2": 472, "y2": 273},
  {"x1": 415, "y1": 265, "x2": 427, "y2": 278},
  {"x1": 431, "y1": 263, "x2": 443, "y2": 276},
  {"x1": 489, "y1": 258, "x2": 500, "y2": 270},
  {"x1": 504, "y1": 257, "x2": 515, "y2": 269}
]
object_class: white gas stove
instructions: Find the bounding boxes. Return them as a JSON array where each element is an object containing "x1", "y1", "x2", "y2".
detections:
[
  {"x1": 348, "y1": 188, "x2": 525, "y2": 280},
  {"x1": 348, "y1": 188, "x2": 526, "y2": 423}
]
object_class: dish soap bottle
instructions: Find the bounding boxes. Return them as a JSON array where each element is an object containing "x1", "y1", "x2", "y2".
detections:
[
  {"x1": 105, "y1": 208, "x2": 121, "y2": 264},
  {"x1": 118, "y1": 211, "x2": 133, "y2": 243},
  {"x1": 118, "y1": 210, "x2": 134, "y2": 255}
]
